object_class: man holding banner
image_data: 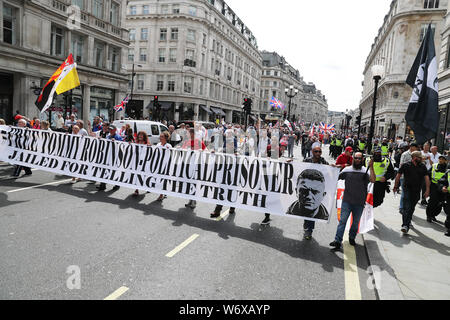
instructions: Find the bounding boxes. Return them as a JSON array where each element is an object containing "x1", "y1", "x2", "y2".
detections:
[{"x1": 330, "y1": 152, "x2": 376, "y2": 250}]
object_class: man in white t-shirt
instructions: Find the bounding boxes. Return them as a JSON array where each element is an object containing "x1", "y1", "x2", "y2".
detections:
[
  {"x1": 421, "y1": 143, "x2": 432, "y2": 205},
  {"x1": 429, "y1": 146, "x2": 441, "y2": 165},
  {"x1": 55, "y1": 113, "x2": 65, "y2": 130}
]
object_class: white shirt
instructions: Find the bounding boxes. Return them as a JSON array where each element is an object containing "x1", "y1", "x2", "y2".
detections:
[
  {"x1": 430, "y1": 152, "x2": 441, "y2": 165},
  {"x1": 422, "y1": 151, "x2": 432, "y2": 170},
  {"x1": 55, "y1": 117, "x2": 64, "y2": 129},
  {"x1": 157, "y1": 142, "x2": 172, "y2": 149}
]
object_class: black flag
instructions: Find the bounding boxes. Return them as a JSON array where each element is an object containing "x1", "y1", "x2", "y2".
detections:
[{"x1": 405, "y1": 24, "x2": 439, "y2": 145}]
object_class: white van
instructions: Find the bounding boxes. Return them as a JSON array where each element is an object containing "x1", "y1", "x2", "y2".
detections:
[{"x1": 112, "y1": 120, "x2": 169, "y2": 145}]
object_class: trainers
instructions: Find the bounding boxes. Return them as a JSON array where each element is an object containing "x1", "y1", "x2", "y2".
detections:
[
  {"x1": 445, "y1": 230, "x2": 450, "y2": 237},
  {"x1": 229, "y1": 208, "x2": 236, "y2": 215},
  {"x1": 401, "y1": 226, "x2": 409, "y2": 234},
  {"x1": 185, "y1": 201, "x2": 196, "y2": 209},
  {"x1": 112, "y1": 185, "x2": 120, "y2": 191},
  {"x1": 427, "y1": 217, "x2": 433, "y2": 223},
  {"x1": 96, "y1": 185, "x2": 106, "y2": 191},
  {"x1": 210, "y1": 212, "x2": 221, "y2": 218},
  {"x1": 329, "y1": 241, "x2": 341, "y2": 249},
  {"x1": 261, "y1": 216, "x2": 271, "y2": 225},
  {"x1": 303, "y1": 230, "x2": 312, "y2": 240},
  {"x1": 420, "y1": 199, "x2": 428, "y2": 205},
  {"x1": 349, "y1": 239, "x2": 356, "y2": 246}
]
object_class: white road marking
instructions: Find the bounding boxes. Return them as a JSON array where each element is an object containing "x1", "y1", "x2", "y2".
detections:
[
  {"x1": 343, "y1": 233, "x2": 362, "y2": 300},
  {"x1": 7, "y1": 179, "x2": 73, "y2": 193},
  {"x1": 216, "y1": 209, "x2": 230, "y2": 221},
  {"x1": 104, "y1": 286, "x2": 129, "y2": 300},
  {"x1": 166, "y1": 234, "x2": 199, "y2": 258}
]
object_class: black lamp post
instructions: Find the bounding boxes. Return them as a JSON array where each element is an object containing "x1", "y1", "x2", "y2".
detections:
[
  {"x1": 130, "y1": 63, "x2": 143, "y2": 102},
  {"x1": 367, "y1": 65, "x2": 385, "y2": 155},
  {"x1": 285, "y1": 85, "x2": 299, "y2": 121}
]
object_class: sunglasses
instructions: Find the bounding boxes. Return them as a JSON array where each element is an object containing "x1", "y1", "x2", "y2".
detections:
[
  {"x1": 313, "y1": 150, "x2": 322, "y2": 153},
  {"x1": 354, "y1": 157, "x2": 363, "y2": 160}
]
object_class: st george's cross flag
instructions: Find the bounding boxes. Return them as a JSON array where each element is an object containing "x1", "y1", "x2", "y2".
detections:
[
  {"x1": 35, "y1": 54, "x2": 80, "y2": 113},
  {"x1": 405, "y1": 24, "x2": 439, "y2": 144}
]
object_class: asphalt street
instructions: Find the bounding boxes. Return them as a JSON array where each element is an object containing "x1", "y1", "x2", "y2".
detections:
[{"x1": 0, "y1": 146, "x2": 377, "y2": 300}]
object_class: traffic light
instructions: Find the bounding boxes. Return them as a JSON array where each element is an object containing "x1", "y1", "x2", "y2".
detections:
[
  {"x1": 153, "y1": 95, "x2": 159, "y2": 103},
  {"x1": 243, "y1": 98, "x2": 252, "y2": 114}
]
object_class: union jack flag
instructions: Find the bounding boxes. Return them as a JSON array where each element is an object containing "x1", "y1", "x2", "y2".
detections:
[
  {"x1": 319, "y1": 122, "x2": 336, "y2": 134},
  {"x1": 114, "y1": 95, "x2": 129, "y2": 112},
  {"x1": 269, "y1": 96, "x2": 285, "y2": 110}
]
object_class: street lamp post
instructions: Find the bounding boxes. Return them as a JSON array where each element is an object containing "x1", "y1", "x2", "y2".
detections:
[
  {"x1": 130, "y1": 63, "x2": 143, "y2": 102},
  {"x1": 367, "y1": 64, "x2": 385, "y2": 155},
  {"x1": 285, "y1": 85, "x2": 299, "y2": 122}
]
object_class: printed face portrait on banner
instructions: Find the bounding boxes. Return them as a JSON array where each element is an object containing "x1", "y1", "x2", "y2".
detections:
[{"x1": 286, "y1": 169, "x2": 329, "y2": 221}]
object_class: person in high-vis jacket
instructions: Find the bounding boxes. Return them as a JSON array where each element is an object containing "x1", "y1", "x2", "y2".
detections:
[
  {"x1": 357, "y1": 138, "x2": 366, "y2": 154},
  {"x1": 367, "y1": 147, "x2": 396, "y2": 208},
  {"x1": 334, "y1": 136, "x2": 343, "y2": 159},
  {"x1": 380, "y1": 138, "x2": 391, "y2": 158},
  {"x1": 437, "y1": 169, "x2": 450, "y2": 237},
  {"x1": 426, "y1": 156, "x2": 448, "y2": 222}
]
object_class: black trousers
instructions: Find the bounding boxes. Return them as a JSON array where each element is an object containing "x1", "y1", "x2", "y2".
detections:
[
  {"x1": 426, "y1": 184, "x2": 443, "y2": 218},
  {"x1": 443, "y1": 200, "x2": 450, "y2": 229},
  {"x1": 13, "y1": 165, "x2": 32, "y2": 176},
  {"x1": 373, "y1": 182, "x2": 387, "y2": 208}
]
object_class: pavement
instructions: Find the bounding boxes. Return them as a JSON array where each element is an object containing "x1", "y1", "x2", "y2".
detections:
[{"x1": 322, "y1": 144, "x2": 450, "y2": 300}]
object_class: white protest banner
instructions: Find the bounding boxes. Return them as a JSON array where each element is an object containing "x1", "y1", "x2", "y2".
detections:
[{"x1": 0, "y1": 126, "x2": 340, "y2": 222}]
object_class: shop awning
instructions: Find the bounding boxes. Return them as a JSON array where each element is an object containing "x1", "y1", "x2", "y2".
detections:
[
  {"x1": 200, "y1": 105, "x2": 212, "y2": 114},
  {"x1": 210, "y1": 106, "x2": 226, "y2": 117}
]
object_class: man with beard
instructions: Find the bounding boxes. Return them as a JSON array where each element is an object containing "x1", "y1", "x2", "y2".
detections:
[
  {"x1": 330, "y1": 152, "x2": 376, "y2": 250},
  {"x1": 393, "y1": 151, "x2": 430, "y2": 234},
  {"x1": 367, "y1": 147, "x2": 395, "y2": 208}
]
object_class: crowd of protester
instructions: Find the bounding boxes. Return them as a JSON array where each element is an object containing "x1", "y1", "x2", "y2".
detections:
[{"x1": 1, "y1": 111, "x2": 449, "y2": 244}]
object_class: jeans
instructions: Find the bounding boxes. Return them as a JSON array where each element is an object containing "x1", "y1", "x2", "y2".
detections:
[
  {"x1": 304, "y1": 220, "x2": 315, "y2": 232},
  {"x1": 402, "y1": 187, "x2": 420, "y2": 228},
  {"x1": 399, "y1": 177, "x2": 405, "y2": 210},
  {"x1": 288, "y1": 143, "x2": 294, "y2": 157},
  {"x1": 334, "y1": 201, "x2": 365, "y2": 243}
]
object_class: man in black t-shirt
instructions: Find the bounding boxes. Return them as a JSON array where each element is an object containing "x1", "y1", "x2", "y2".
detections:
[{"x1": 394, "y1": 151, "x2": 430, "y2": 234}]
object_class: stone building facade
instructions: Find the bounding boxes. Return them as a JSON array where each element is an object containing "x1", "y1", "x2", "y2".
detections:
[
  {"x1": 0, "y1": 0, "x2": 129, "y2": 125},
  {"x1": 359, "y1": 0, "x2": 447, "y2": 139},
  {"x1": 259, "y1": 51, "x2": 328, "y2": 124},
  {"x1": 437, "y1": 0, "x2": 450, "y2": 149},
  {"x1": 125, "y1": 0, "x2": 262, "y2": 123}
]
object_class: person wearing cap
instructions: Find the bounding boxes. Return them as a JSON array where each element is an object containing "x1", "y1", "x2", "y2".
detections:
[
  {"x1": 436, "y1": 168, "x2": 450, "y2": 237},
  {"x1": 368, "y1": 146, "x2": 395, "y2": 208},
  {"x1": 335, "y1": 147, "x2": 354, "y2": 171},
  {"x1": 426, "y1": 155, "x2": 448, "y2": 222},
  {"x1": 97, "y1": 125, "x2": 123, "y2": 191},
  {"x1": 393, "y1": 151, "x2": 430, "y2": 234}
]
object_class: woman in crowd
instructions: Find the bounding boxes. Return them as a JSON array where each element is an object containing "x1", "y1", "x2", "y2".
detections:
[
  {"x1": 133, "y1": 131, "x2": 150, "y2": 196},
  {"x1": 156, "y1": 131, "x2": 172, "y2": 202}
]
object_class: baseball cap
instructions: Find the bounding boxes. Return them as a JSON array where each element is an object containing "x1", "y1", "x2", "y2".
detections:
[
  {"x1": 108, "y1": 125, "x2": 117, "y2": 130},
  {"x1": 439, "y1": 155, "x2": 447, "y2": 160},
  {"x1": 345, "y1": 147, "x2": 353, "y2": 153}
]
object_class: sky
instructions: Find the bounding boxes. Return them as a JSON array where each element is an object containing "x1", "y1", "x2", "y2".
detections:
[{"x1": 225, "y1": 0, "x2": 393, "y2": 112}]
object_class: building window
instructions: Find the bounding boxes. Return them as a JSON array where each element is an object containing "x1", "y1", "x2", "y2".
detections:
[
  {"x1": 140, "y1": 48, "x2": 147, "y2": 62},
  {"x1": 203, "y1": 34, "x2": 207, "y2": 46},
  {"x1": 94, "y1": 41, "x2": 105, "y2": 68},
  {"x1": 169, "y1": 48, "x2": 177, "y2": 63},
  {"x1": 110, "y1": 47, "x2": 120, "y2": 72},
  {"x1": 184, "y1": 77, "x2": 193, "y2": 94},
  {"x1": 420, "y1": 23, "x2": 435, "y2": 42},
  {"x1": 143, "y1": 5, "x2": 149, "y2": 14},
  {"x1": 110, "y1": 1, "x2": 119, "y2": 26},
  {"x1": 172, "y1": 5, "x2": 180, "y2": 14},
  {"x1": 3, "y1": 5, "x2": 16, "y2": 45},
  {"x1": 93, "y1": 0, "x2": 104, "y2": 19},
  {"x1": 141, "y1": 28, "x2": 148, "y2": 40},
  {"x1": 424, "y1": 0, "x2": 439, "y2": 8},
  {"x1": 157, "y1": 75, "x2": 164, "y2": 91},
  {"x1": 72, "y1": 34, "x2": 84, "y2": 64},
  {"x1": 186, "y1": 49, "x2": 195, "y2": 61},
  {"x1": 130, "y1": 5, "x2": 136, "y2": 15},
  {"x1": 160, "y1": 28, "x2": 167, "y2": 41},
  {"x1": 137, "y1": 75, "x2": 144, "y2": 90},
  {"x1": 128, "y1": 48, "x2": 134, "y2": 62},
  {"x1": 72, "y1": 0, "x2": 84, "y2": 10},
  {"x1": 189, "y1": 6, "x2": 197, "y2": 16},
  {"x1": 170, "y1": 28, "x2": 178, "y2": 41},
  {"x1": 187, "y1": 29, "x2": 196, "y2": 42},
  {"x1": 158, "y1": 48, "x2": 166, "y2": 63},
  {"x1": 129, "y1": 29, "x2": 136, "y2": 41},
  {"x1": 161, "y1": 5, "x2": 169, "y2": 14},
  {"x1": 200, "y1": 79, "x2": 204, "y2": 95},
  {"x1": 167, "y1": 76, "x2": 175, "y2": 91},
  {"x1": 51, "y1": 25, "x2": 65, "y2": 57}
]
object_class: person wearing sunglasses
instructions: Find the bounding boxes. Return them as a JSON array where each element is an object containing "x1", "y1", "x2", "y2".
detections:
[{"x1": 330, "y1": 152, "x2": 376, "y2": 250}]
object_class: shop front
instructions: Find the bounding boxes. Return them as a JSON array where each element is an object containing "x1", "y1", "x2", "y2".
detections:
[
  {"x1": 46, "y1": 85, "x2": 83, "y2": 125},
  {"x1": 90, "y1": 86, "x2": 115, "y2": 123},
  {"x1": 180, "y1": 103, "x2": 195, "y2": 121},
  {"x1": 0, "y1": 73, "x2": 13, "y2": 124}
]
